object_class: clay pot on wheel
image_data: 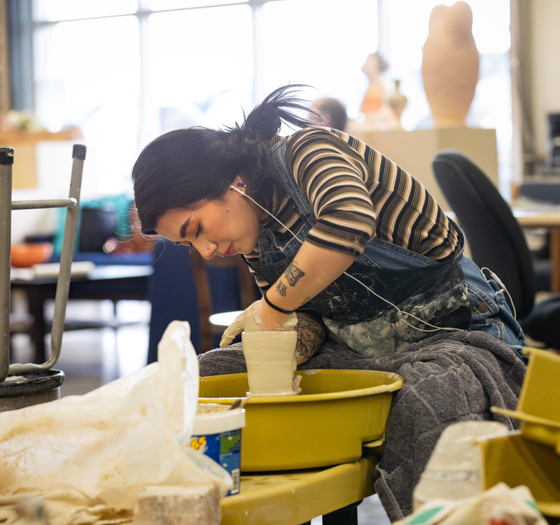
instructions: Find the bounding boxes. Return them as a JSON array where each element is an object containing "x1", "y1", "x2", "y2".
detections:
[{"x1": 422, "y1": 1, "x2": 479, "y2": 128}]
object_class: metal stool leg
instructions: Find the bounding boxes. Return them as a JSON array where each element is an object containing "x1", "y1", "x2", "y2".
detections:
[{"x1": 322, "y1": 500, "x2": 362, "y2": 525}]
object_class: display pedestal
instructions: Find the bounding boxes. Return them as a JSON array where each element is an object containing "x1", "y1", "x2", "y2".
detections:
[{"x1": 347, "y1": 126, "x2": 498, "y2": 212}]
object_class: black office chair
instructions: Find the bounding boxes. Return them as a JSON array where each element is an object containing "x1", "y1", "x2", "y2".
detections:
[{"x1": 432, "y1": 150, "x2": 560, "y2": 349}]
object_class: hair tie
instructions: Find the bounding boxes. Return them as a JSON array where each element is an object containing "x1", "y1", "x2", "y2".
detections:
[{"x1": 264, "y1": 292, "x2": 295, "y2": 315}]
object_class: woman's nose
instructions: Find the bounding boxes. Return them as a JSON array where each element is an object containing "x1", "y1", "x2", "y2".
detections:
[{"x1": 199, "y1": 240, "x2": 218, "y2": 259}]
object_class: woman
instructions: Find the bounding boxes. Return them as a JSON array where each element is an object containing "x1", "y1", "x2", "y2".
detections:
[{"x1": 132, "y1": 85, "x2": 525, "y2": 366}]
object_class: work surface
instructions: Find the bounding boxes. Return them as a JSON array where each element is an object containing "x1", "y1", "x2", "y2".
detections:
[
  {"x1": 11, "y1": 265, "x2": 153, "y2": 363},
  {"x1": 447, "y1": 206, "x2": 560, "y2": 292}
]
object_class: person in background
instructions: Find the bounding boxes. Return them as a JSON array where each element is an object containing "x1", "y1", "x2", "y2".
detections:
[{"x1": 309, "y1": 97, "x2": 348, "y2": 132}]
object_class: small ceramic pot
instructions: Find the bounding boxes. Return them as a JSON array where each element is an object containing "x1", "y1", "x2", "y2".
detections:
[{"x1": 10, "y1": 243, "x2": 53, "y2": 268}]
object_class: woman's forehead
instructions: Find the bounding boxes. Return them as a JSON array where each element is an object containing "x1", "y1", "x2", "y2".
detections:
[
  {"x1": 157, "y1": 208, "x2": 193, "y2": 235},
  {"x1": 157, "y1": 202, "x2": 210, "y2": 230}
]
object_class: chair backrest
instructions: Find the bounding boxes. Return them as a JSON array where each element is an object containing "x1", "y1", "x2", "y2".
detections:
[{"x1": 432, "y1": 150, "x2": 535, "y2": 319}]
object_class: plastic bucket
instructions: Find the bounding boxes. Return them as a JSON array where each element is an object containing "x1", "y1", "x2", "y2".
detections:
[
  {"x1": 190, "y1": 406, "x2": 245, "y2": 496},
  {"x1": 492, "y1": 348, "x2": 560, "y2": 452},
  {"x1": 478, "y1": 431, "x2": 560, "y2": 519}
]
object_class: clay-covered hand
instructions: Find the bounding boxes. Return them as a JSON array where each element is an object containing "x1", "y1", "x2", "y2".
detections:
[
  {"x1": 219, "y1": 299, "x2": 297, "y2": 348},
  {"x1": 219, "y1": 300, "x2": 263, "y2": 348}
]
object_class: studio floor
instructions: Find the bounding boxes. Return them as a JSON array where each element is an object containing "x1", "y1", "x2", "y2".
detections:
[{"x1": 9, "y1": 298, "x2": 391, "y2": 525}]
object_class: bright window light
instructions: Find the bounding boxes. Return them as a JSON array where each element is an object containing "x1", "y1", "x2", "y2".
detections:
[
  {"x1": 30, "y1": 0, "x2": 511, "y2": 196},
  {"x1": 148, "y1": 5, "x2": 253, "y2": 132},
  {"x1": 262, "y1": 0, "x2": 378, "y2": 119},
  {"x1": 34, "y1": 16, "x2": 141, "y2": 196},
  {"x1": 33, "y1": 0, "x2": 138, "y2": 22},
  {"x1": 143, "y1": 0, "x2": 247, "y2": 11}
]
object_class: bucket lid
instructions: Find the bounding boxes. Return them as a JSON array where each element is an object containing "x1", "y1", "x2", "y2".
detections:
[{"x1": 193, "y1": 408, "x2": 245, "y2": 436}]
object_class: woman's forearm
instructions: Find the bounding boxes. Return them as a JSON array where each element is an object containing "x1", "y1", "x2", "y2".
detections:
[
  {"x1": 294, "y1": 312, "x2": 326, "y2": 365},
  {"x1": 268, "y1": 241, "x2": 355, "y2": 311},
  {"x1": 259, "y1": 241, "x2": 356, "y2": 331}
]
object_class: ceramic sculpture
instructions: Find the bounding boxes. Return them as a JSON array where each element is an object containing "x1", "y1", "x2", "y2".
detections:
[
  {"x1": 358, "y1": 53, "x2": 396, "y2": 130},
  {"x1": 422, "y1": 1, "x2": 479, "y2": 127},
  {"x1": 388, "y1": 80, "x2": 408, "y2": 129}
]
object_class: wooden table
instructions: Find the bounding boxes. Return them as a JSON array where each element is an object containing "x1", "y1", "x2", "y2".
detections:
[
  {"x1": 513, "y1": 208, "x2": 560, "y2": 293},
  {"x1": 447, "y1": 207, "x2": 560, "y2": 293},
  {"x1": 11, "y1": 265, "x2": 153, "y2": 363}
]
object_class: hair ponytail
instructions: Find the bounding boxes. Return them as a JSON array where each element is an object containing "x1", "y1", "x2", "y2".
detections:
[
  {"x1": 228, "y1": 84, "x2": 325, "y2": 142},
  {"x1": 133, "y1": 84, "x2": 325, "y2": 235}
]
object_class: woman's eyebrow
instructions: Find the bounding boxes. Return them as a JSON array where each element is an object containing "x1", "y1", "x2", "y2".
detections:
[{"x1": 179, "y1": 217, "x2": 191, "y2": 238}]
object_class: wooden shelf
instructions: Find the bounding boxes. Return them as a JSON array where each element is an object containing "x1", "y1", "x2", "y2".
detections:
[
  {"x1": 0, "y1": 127, "x2": 82, "y2": 145},
  {"x1": 0, "y1": 127, "x2": 83, "y2": 189}
]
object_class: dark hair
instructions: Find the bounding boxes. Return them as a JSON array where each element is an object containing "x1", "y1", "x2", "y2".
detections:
[{"x1": 132, "y1": 84, "x2": 325, "y2": 235}]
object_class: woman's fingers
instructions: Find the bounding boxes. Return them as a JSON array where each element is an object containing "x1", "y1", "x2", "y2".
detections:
[
  {"x1": 219, "y1": 311, "x2": 247, "y2": 347},
  {"x1": 219, "y1": 300, "x2": 265, "y2": 347}
]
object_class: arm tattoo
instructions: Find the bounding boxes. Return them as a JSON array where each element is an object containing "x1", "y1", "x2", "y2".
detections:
[
  {"x1": 276, "y1": 280, "x2": 287, "y2": 297},
  {"x1": 298, "y1": 296, "x2": 311, "y2": 307},
  {"x1": 284, "y1": 261, "x2": 305, "y2": 287},
  {"x1": 294, "y1": 314, "x2": 326, "y2": 365}
]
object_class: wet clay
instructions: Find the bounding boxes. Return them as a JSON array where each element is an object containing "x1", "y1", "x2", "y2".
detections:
[
  {"x1": 242, "y1": 331, "x2": 298, "y2": 396},
  {"x1": 196, "y1": 404, "x2": 230, "y2": 414}
]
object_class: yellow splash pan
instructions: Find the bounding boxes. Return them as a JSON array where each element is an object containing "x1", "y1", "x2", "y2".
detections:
[
  {"x1": 492, "y1": 347, "x2": 560, "y2": 453},
  {"x1": 199, "y1": 369, "x2": 403, "y2": 471},
  {"x1": 477, "y1": 431, "x2": 560, "y2": 518}
]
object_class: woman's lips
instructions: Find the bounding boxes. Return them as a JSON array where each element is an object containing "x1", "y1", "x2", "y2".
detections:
[{"x1": 223, "y1": 243, "x2": 236, "y2": 256}]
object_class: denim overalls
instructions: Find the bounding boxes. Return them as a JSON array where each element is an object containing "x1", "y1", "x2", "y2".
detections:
[{"x1": 248, "y1": 139, "x2": 526, "y2": 360}]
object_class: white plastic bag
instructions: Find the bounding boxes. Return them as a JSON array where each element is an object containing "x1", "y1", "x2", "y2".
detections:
[
  {"x1": 0, "y1": 321, "x2": 231, "y2": 523},
  {"x1": 398, "y1": 483, "x2": 547, "y2": 525}
]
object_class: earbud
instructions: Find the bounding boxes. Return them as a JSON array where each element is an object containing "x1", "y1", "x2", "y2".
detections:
[{"x1": 230, "y1": 183, "x2": 246, "y2": 195}]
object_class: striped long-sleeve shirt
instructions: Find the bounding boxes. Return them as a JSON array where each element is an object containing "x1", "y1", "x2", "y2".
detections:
[{"x1": 245, "y1": 127, "x2": 461, "y2": 288}]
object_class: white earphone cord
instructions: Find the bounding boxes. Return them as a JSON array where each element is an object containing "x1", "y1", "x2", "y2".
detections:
[
  {"x1": 480, "y1": 267, "x2": 516, "y2": 319},
  {"x1": 233, "y1": 184, "x2": 462, "y2": 333}
]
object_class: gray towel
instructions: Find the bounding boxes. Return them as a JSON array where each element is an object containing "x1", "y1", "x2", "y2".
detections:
[{"x1": 198, "y1": 331, "x2": 526, "y2": 521}]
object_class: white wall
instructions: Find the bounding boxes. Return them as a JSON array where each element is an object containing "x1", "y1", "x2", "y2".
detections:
[{"x1": 529, "y1": 0, "x2": 560, "y2": 161}]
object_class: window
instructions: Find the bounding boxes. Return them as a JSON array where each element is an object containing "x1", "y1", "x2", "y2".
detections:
[
  {"x1": 29, "y1": 0, "x2": 379, "y2": 196},
  {"x1": 261, "y1": 0, "x2": 378, "y2": 117},
  {"x1": 147, "y1": 5, "x2": 254, "y2": 131},
  {"x1": 34, "y1": 15, "x2": 141, "y2": 195},
  {"x1": 26, "y1": 0, "x2": 511, "y2": 195}
]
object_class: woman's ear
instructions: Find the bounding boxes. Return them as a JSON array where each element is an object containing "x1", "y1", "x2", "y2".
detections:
[
  {"x1": 229, "y1": 176, "x2": 246, "y2": 195},
  {"x1": 228, "y1": 176, "x2": 246, "y2": 197}
]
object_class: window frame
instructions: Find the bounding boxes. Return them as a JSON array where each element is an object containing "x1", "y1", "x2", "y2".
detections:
[
  {"x1": 9, "y1": 0, "x2": 382, "y2": 116},
  {"x1": 8, "y1": 0, "x2": 513, "y2": 189}
]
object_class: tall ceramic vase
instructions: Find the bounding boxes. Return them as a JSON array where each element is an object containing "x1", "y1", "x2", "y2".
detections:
[{"x1": 422, "y1": 1, "x2": 479, "y2": 128}]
